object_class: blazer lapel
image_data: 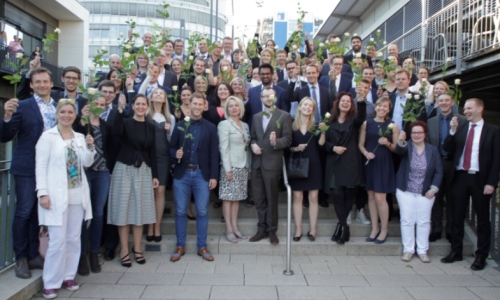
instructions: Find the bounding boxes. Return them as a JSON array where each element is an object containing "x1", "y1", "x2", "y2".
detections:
[
  {"x1": 264, "y1": 110, "x2": 280, "y2": 136},
  {"x1": 479, "y1": 123, "x2": 488, "y2": 151},
  {"x1": 29, "y1": 98, "x2": 44, "y2": 127}
]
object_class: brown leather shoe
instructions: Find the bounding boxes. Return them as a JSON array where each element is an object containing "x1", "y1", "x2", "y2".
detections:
[
  {"x1": 15, "y1": 258, "x2": 31, "y2": 279},
  {"x1": 269, "y1": 231, "x2": 279, "y2": 245},
  {"x1": 249, "y1": 231, "x2": 268, "y2": 242},
  {"x1": 28, "y1": 255, "x2": 44, "y2": 270},
  {"x1": 197, "y1": 248, "x2": 214, "y2": 261},
  {"x1": 170, "y1": 246, "x2": 185, "y2": 262}
]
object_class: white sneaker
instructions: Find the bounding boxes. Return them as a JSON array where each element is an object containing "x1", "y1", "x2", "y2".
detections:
[
  {"x1": 346, "y1": 212, "x2": 352, "y2": 225},
  {"x1": 401, "y1": 252, "x2": 414, "y2": 262},
  {"x1": 355, "y1": 209, "x2": 371, "y2": 225}
]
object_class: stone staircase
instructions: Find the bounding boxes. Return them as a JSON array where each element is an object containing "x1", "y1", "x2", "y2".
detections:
[{"x1": 148, "y1": 191, "x2": 473, "y2": 256}]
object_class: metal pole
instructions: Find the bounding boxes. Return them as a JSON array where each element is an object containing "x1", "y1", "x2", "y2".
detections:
[
  {"x1": 456, "y1": 0, "x2": 463, "y2": 74},
  {"x1": 215, "y1": 0, "x2": 219, "y2": 41},
  {"x1": 420, "y1": 0, "x2": 427, "y2": 65},
  {"x1": 210, "y1": 0, "x2": 213, "y2": 40},
  {"x1": 282, "y1": 157, "x2": 294, "y2": 276}
]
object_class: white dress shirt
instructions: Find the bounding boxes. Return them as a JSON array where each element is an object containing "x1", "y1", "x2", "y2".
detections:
[{"x1": 457, "y1": 119, "x2": 483, "y2": 172}]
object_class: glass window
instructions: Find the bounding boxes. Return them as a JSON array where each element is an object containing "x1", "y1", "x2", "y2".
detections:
[
  {"x1": 101, "y1": 2, "x2": 111, "y2": 14},
  {"x1": 129, "y1": 3, "x2": 137, "y2": 16},
  {"x1": 119, "y1": 3, "x2": 128, "y2": 16},
  {"x1": 93, "y1": 2, "x2": 101, "y2": 14}
]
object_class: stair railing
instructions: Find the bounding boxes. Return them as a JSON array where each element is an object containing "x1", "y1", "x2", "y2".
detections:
[{"x1": 282, "y1": 157, "x2": 294, "y2": 276}]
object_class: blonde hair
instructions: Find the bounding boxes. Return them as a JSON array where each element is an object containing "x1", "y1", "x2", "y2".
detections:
[
  {"x1": 147, "y1": 88, "x2": 172, "y2": 124},
  {"x1": 260, "y1": 48, "x2": 276, "y2": 66},
  {"x1": 230, "y1": 77, "x2": 248, "y2": 100},
  {"x1": 224, "y1": 96, "x2": 245, "y2": 119},
  {"x1": 292, "y1": 97, "x2": 316, "y2": 131}
]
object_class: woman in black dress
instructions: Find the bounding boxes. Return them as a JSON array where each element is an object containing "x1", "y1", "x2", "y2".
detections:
[
  {"x1": 289, "y1": 97, "x2": 326, "y2": 242},
  {"x1": 325, "y1": 92, "x2": 366, "y2": 244}
]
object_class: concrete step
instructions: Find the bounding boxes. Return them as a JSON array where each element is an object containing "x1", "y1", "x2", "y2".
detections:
[
  {"x1": 158, "y1": 217, "x2": 402, "y2": 237},
  {"x1": 140, "y1": 234, "x2": 473, "y2": 257}
]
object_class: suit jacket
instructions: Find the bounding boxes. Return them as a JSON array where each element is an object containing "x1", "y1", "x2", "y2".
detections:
[
  {"x1": 277, "y1": 79, "x2": 308, "y2": 115},
  {"x1": 343, "y1": 52, "x2": 373, "y2": 67},
  {"x1": 443, "y1": 121, "x2": 500, "y2": 187},
  {"x1": 1, "y1": 97, "x2": 56, "y2": 176},
  {"x1": 161, "y1": 70, "x2": 178, "y2": 89},
  {"x1": 389, "y1": 91, "x2": 427, "y2": 135},
  {"x1": 349, "y1": 87, "x2": 378, "y2": 105},
  {"x1": 250, "y1": 108, "x2": 292, "y2": 171},
  {"x1": 319, "y1": 73, "x2": 352, "y2": 98},
  {"x1": 288, "y1": 83, "x2": 332, "y2": 120},
  {"x1": 244, "y1": 84, "x2": 287, "y2": 129},
  {"x1": 217, "y1": 119, "x2": 251, "y2": 172},
  {"x1": 169, "y1": 118, "x2": 220, "y2": 181},
  {"x1": 428, "y1": 114, "x2": 466, "y2": 152}
]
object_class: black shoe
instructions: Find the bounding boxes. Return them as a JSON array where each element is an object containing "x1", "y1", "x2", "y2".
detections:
[
  {"x1": 470, "y1": 256, "x2": 487, "y2": 271},
  {"x1": 89, "y1": 252, "x2": 101, "y2": 273},
  {"x1": 15, "y1": 258, "x2": 31, "y2": 279},
  {"x1": 331, "y1": 223, "x2": 342, "y2": 242},
  {"x1": 446, "y1": 233, "x2": 452, "y2": 242},
  {"x1": 293, "y1": 234, "x2": 302, "y2": 242},
  {"x1": 269, "y1": 231, "x2": 279, "y2": 245},
  {"x1": 77, "y1": 255, "x2": 90, "y2": 276},
  {"x1": 319, "y1": 200, "x2": 329, "y2": 208},
  {"x1": 429, "y1": 232, "x2": 441, "y2": 242},
  {"x1": 220, "y1": 215, "x2": 225, "y2": 223},
  {"x1": 303, "y1": 200, "x2": 309, "y2": 208},
  {"x1": 441, "y1": 251, "x2": 463, "y2": 263},
  {"x1": 337, "y1": 226, "x2": 350, "y2": 245},
  {"x1": 104, "y1": 248, "x2": 115, "y2": 261},
  {"x1": 245, "y1": 199, "x2": 255, "y2": 207},
  {"x1": 28, "y1": 255, "x2": 44, "y2": 270},
  {"x1": 307, "y1": 231, "x2": 315, "y2": 242},
  {"x1": 153, "y1": 235, "x2": 162, "y2": 242},
  {"x1": 213, "y1": 201, "x2": 222, "y2": 208},
  {"x1": 249, "y1": 231, "x2": 268, "y2": 242}
]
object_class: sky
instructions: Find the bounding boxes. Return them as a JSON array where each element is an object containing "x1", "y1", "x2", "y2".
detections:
[{"x1": 226, "y1": 0, "x2": 338, "y2": 39}]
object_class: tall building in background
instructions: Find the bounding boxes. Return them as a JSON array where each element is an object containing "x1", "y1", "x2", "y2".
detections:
[{"x1": 79, "y1": 0, "x2": 228, "y2": 68}]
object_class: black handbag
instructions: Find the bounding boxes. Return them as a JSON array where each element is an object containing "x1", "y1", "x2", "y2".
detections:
[{"x1": 286, "y1": 153, "x2": 309, "y2": 179}]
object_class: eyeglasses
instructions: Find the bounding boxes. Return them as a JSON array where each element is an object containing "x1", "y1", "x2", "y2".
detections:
[
  {"x1": 64, "y1": 76, "x2": 79, "y2": 81},
  {"x1": 259, "y1": 73, "x2": 272, "y2": 76},
  {"x1": 411, "y1": 132, "x2": 425, "y2": 135},
  {"x1": 59, "y1": 98, "x2": 75, "y2": 104},
  {"x1": 286, "y1": 67, "x2": 295, "y2": 71}
]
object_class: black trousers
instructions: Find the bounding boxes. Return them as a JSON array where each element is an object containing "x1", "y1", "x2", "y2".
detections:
[
  {"x1": 332, "y1": 188, "x2": 355, "y2": 227},
  {"x1": 355, "y1": 187, "x2": 368, "y2": 210},
  {"x1": 252, "y1": 168, "x2": 281, "y2": 233},
  {"x1": 451, "y1": 171, "x2": 492, "y2": 258},
  {"x1": 431, "y1": 159, "x2": 455, "y2": 235}
]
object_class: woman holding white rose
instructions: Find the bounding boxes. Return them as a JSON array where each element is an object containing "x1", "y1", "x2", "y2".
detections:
[
  {"x1": 36, "y1": 100, "x2": 95, "y2": 298},
  {"x1": 359, "y1": 97, "x2": 399, "y2": 244},
  {"x1": 395, "y1": 121, "x2": 442, "y2": 263},
  {"x1": 146, "y1": 88, "x2": 175, "y2": 242}
]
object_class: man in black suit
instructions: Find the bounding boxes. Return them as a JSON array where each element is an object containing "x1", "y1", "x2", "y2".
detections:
[
  {"x1": 277, "y1": 60, "x2": 307, "y2": 117},
  {"x1": 155, "y1": 49, "x2": 178, "y2": 89},
  {"x1": 319, "y1": 55, "x2": 352, "y2": 100},
  {"x1": 441, "y1": 98, "x2": 500, "y2": 270},
  {"x1": 343, "y1": 36, "x2": 372, "y2": 66},
  {"x1": 427, "y1": 93, "x2": 466, "y2": 243}
]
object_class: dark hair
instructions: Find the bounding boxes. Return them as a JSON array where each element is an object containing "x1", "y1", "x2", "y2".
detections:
[
  {"x1": 213, "y1": 82, "x2": 234, "y2": 106},
  {"x1": 285, "y1": 60, "x2": 297, "y2": 67},
  {"x1": 98, "y1": 80, "x2": 116, "y2": 92},
  {"x1": 191, "y1": 91, "x2": 206, "y2": 102},
  {"x1": 418, "y1": 66, "x2": 430, "y2": 74},
  {"x1": 106, "y1": 68, "x2": 125, "y2": 80},
  {"x1": 164, "y1": 40, "x2": 174, "y2": 48},
  {"x1": 181, "y1": 86, "x2": 193, "y2": 93},
  {"x1": 351, "y1": 36, "x2": 362, "y2": 43},
  {"x1": 403, "y1": 56, "x2": 416, "y2": 66},
  {"x1": 30, "y1": 67, "x2": 53, "y2": 83},
  {"x1": 330, "y1": 92, "x2": 356, "y2": 122},
  {"x1": 258, "y1": 63, "x2": 274, "y2": 74},
  {"x1": 174, "y1": 39, "x2": 183, "y2": 45},
  {"x1": 362, "y1": 66, "x2": 374, "y2": 73},
  {"x1": 62, "y1": 66, "x2": 81, "y2": 79},
  {"x1": 359, "y1": 78, "x2": 371, "y2": 86},
  {"x1": 409, "y1": 120, "x2": 428, "y2": 135},
  {"x1": 132, "y1": 93, "x2": 148, "y2": 105}
]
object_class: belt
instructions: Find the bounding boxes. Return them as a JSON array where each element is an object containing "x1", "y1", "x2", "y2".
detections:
[
  {"x1": 458, "y1": 170, "x2": 478, "y2": 174},
  {"x1": 442, "y1": 156, "x2": 451, "y2": 161},
  {"x1": 187, "y1": 164, "x2": 198, "y2": 170}
]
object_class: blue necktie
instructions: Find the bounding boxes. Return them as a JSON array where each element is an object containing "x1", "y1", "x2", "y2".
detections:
[{"x1": 311, "y1": 86, "x2": 321, "y2": 122}]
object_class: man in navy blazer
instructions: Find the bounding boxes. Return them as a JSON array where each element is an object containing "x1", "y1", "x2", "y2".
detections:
[
  {"x1": 244, "y1": 63, "x2": 287, "y2": 129},
  {"x1": 319, "y1": 55, "x2": 352, "y2": 100},
  {"x1": 343, "y1": 36, "x2": 373, "y2": 67},
  {"x1": 1, "y1": 67, "x2": 56, "y2": 278},
  {"x1": 169, "y1": 92, "x2": 219, "y2": 262},
  {"x1": 132, "y1": 63, "x2": 173, "y2": 110}
]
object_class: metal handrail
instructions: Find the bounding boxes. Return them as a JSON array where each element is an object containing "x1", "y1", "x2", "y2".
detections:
[{"x1": 282, "y1": 157, "x2": 293, "y2": 276}]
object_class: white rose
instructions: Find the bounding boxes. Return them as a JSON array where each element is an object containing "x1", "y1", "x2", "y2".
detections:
[
  {"x1": 319, "y1": 43, "x2": 325, "y2": 47},
  {"x1": 421, "y1": 78, "x2": 428, "y2": 84},
  {"x1": 268, "y1": 94, "x2": 275, "y2": 101},
  {"x1": 123, "y1": 52, "x2": 130, "y2": 59},
  {"x1": 89, "y1": 65, "x2": 96, "y2": 71},
  {"x1": 133, "y1": 30, "x2": 138, "y2": 35},
  {"x1": 54, "y1": 28, "x2": 61, "y2": 34},
  {"x1": 184, "y1": 116, "x2": 191, "y2": 122},
  {"x1": 155, "y1": 31, "x2": 161, "y2": 36},
  {"x1": 101, "y1": 46, "x2": 107, "y2": 51},
  {"x1": 120, "y1": 32, "x2": 124, "y2": 37},
  {"x1": 15, "y1": 53, "x2": 23, "y2": 59},
  {"x1": 405, "y1": 93, "x2": 412, "y2": 99},
  {"x1": 377, "y1": 29, "x2": 381, "y2": 33},
  {"x1": 129, "y1": 61, "x2": 135, "y2": 66},
  {"x1": 344, "y1": 32, "x2": 350, "y2": 37},
  {"x1": 446, "y1": 57, "x2": 452, "y2": 62},
  {"x1": 414, "y1": 95, "x2": 420, "y2": 100},
  {"x1": 124, "y1": 43, "x2": 131, "y2": 49},
  {"x1": 353, "y1": 33, "x2": 358, "y2": 36},
  {"x1": 325, "y1": 112, "x2": 331, "y2": 118},
  {"x1": 253, "y1": 37, "x2": 258, "y2": 41},
  {"x1": 222, "y1": 66, "x2": 228, "y2": 72},
  {"x1": 370, "y1": 38, "x2": 374, "y2": 42},
  {"x1": 383, "y1": 41, "x2": 387, "y2": 45},
  {"x1": 243, "y1": 59, "x2": 248, "y2": 64},
  {"x1": 388, "y1": 123, "x2": 394, "y2": 129},
  {"x1": 293, "y1": 45, "x2": 297, "y2": 50},
  {"x1": 377, "y1": 52, "x2": 383, "y2": 57},
  {"x1": 454, "y1": 78, "x2": 461, "y2": 85},
  {"x1": 88, "y1": 88, "x2": 97, "y2": 95},
  {"x1": 189, "y1": 55, "x2": 194, "y2": 61},
  {"x1": 334, "y1": 37, "x2": 341, "y2": 43},
  {"x1": 355, "y1": 53, "x2": 361, "y2": 58},
  {"x1": 172, "y1": 86, "x2": 178, "y2": 91},
  {"x1": 274, "y1": 45, "x2": 279, "y2": 50},
  {"x1": 205, "y1": 69, "x2": 211, "y2": 74}
]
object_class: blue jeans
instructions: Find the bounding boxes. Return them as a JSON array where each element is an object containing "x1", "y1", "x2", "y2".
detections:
[
  {"x1": 81, "y1": 170, "x2": 111, "y2": 254},
  {"x1": 12, "y1": 175, "x2": 40, "y2": 260},
  {"x1": 173, "y1": 169, "x2": 210, "y2": 249}
]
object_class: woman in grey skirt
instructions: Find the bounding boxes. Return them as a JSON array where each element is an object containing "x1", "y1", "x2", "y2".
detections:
[
  {"x1": 146, "y1": 87, "x2": 175, "y2": 242},
  {"x1": 217, "y1": 96, "x2": 251, "y2": 243},
  {"x1": 108, "y1": 94, "x2": 159, "y2": 267}
]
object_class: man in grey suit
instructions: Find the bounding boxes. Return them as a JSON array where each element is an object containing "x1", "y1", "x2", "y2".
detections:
[
  {"x1": 427, "y1": 93, "x2": 465, "y2": 242},
  {"x1": 249, "y1": 87, "x2": 292, "y2": 244}
]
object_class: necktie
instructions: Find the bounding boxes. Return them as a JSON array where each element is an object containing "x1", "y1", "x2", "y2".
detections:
[
  {"x1": 311, "y1": 86, "x2": 321, "y2": 121},
  {"x1": 100, "y1": 106, "x2": 110, "y2": 121},
  {"x1": 329, "y1": 79, "x2": 337, "y2": 100},
  {"x1": 146, "y1": 85, "x2": 154, "y2": 96},
  {"x1": 463, "y1": 123, "x2": 476, "y2": 170}
]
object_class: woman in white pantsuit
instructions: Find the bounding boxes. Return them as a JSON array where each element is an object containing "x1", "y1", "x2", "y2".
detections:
[
  {"x1": 395, "y1": 120, "x2": 442, "y2": 263},
  {"x1": 36, "y1": 100, "x2": 95, "y2": 299}
]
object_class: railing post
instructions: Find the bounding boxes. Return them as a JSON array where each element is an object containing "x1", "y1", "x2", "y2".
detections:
[
  {"x1": 456, "y1": 0, "x2": 463, "y2": 74},
  {"x1": 420, "y1": 0, "x2": 427, "y2": 65},
  {"x1": 282, "y1": 157, "x2": 294, "y2": 276}
]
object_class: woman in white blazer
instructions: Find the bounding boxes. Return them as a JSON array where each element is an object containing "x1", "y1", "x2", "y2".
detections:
[
  {"x1": 36, "y1": 100, "x2": 95, "y2": 299},
  {"x1": 217, "y1": 96, "x2": 251, "y2": 243}
]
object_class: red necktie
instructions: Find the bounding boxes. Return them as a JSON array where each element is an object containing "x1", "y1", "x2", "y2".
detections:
[{"x1": 463, "y1": 124, "x2": 476, "y2": 170}]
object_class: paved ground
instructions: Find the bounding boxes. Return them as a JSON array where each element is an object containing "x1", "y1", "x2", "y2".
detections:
[{"x1": 27, "y1": 253, "x2": 500, "y2": 300}]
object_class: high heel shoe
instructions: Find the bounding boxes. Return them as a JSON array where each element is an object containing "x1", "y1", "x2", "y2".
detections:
[
  {"x1": 374, "y1": 232, "x2": 388, "y2": 244},
  {"x1": 153, "y1": 235, "x2": 162, "y2": 242},
  {"x1": 337, "y1": 226, "x2": 350, "y2": 245},
  {"x1": 365, "y1": 230, "x2": 381, "y2": 242},
  {"x1": 331, "y1": 223, "x2": 342, "y2": 242},
  {"x1": 233, "y1": 230, "x2": 247, "y2": 239},
  {"x1": 132, "y1": 248, "x2": 146, "y2": 264},
  {"x1": 226, "y1": 231, "x2": 239, "y2": 243},
  {"x1": 146, "y1": 235, "x2": 154, "y2": 242},
  {"x1": 307, "y1": 231, "x2": 315, "y2": 242},
  {"x1": 120, "y1": 252, "x2": 131, "y2": 267},
  {"x1": 293, "y1": 234, "x2": 302, "y2": 242}
]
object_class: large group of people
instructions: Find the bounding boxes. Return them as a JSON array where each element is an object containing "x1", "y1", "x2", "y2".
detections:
[{"x1": 2, "y1": 19, "x2": 500, "y2": 300}]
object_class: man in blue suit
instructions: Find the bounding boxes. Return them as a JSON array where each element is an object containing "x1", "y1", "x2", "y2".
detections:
[
  {"x1": 244, "y1": 63, "x2": 287, "y2": 129},
  {"x1": 1, "y1": 67, "x2": 56, "y2": 278},
  {"x1": 132, "y1": 63, "x2": 173, "y2": 110},
  {"x1": 169, "y1": 92, "x2": 219, "y2": 262},
  {"x1": 319, "y1": 55, "x2": 352, "y2": 101},
  {"x1": 349, "y1": 67, "x2": 379, "y2": 105}
]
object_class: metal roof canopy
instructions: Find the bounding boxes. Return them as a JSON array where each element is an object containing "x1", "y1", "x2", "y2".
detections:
[{"x1": 314, "y1": 0, "x2": 380, "y2": 40}]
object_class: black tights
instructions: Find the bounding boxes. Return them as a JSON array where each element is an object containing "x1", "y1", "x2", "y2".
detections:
[{"x1": 332, "y1": 187, "x2": 355, "y2": 227}]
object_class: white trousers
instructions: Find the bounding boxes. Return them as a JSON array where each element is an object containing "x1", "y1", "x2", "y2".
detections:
[
  {"x1": 396, "y1": 189, "x2": 435, "y2": 254},
  {"x1": 43, "y1": 204, "x2": 84, "y2": 289}
]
